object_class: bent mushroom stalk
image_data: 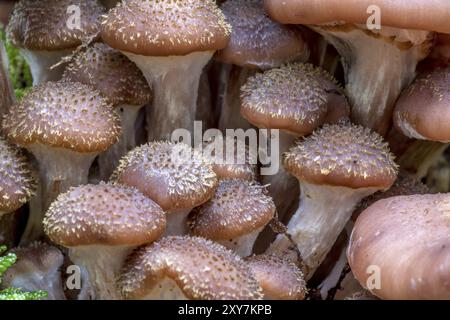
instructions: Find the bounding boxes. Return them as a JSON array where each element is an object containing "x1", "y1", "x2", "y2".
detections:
[
  {"x1": 63, "y1": 43, "x2": 152, "y2": 180},
  {"x1": 2, "y1": 80, "x2": 121, "y2": 242},
  {"x1": 119, "y1": 236, "x2": 263, "y2": 300},
  {"x1": 268, "y1": 122, "x2": 398, "y2": 279},
  {"x1": 111, "y1": 142, "x2": 218, "y2": 236},
  {"x1": 264, "y1": 0, "x2": 441, "y2": 135},
  {"x1": 43, "y1": 183, "x2": 166, "y2": 300},
  {"x1": 101, "y1": 0, "x2": 231, "y2": 141},
  {"x1": 214, "y1": 0, "x2": 309, "y2": 130},
  {"x1": 6, "y1": 0, "x2": 105, "y2": 85}
]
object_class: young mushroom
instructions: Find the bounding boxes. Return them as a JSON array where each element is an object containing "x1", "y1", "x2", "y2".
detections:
[
  {"x1": 268, "y1": 122, "x2": 398, "y2": 279},
  {"x1": 264, "y1": 0, "x2": 439, "y2": 135},
  {"x1": 348, "y1": 193, "x2": 450, "y2": 299},
  {"x1": 1, "y1": 242, "x2": 66, "y2": 300},
  {"x1": 119, "y1": 236, "x2": 263, "y2": 300},
  {"x1": 6, "y1": 0, "x2": 105, "y2": 85},
  {"x1": 241, "y1": 63, "x2": 349, "y2": 222},
  {"x1": 63, "y1": 43, "x2": 152, "y2": 179},
  {"x1": 245, "y1": 253, "x2": 307, "y2": 300},
  {"x1": 2, "y1": 80, "x2": 121, "y2": 242},
  {"x1": 43, "y1": 182, "x2": 166, "y2": 300},
  {"x1": 215, "y1": 0, "x2": 309, "y2": 130},
  {"x1": 111, "y1": 142, "x2": 218, "y2": 235},
  {"x1": 188, "y1": 179, "x2": 275, "y2": 256},
  {"x1": 101, "y1": 0, "x2": 231, "y2": 141}
]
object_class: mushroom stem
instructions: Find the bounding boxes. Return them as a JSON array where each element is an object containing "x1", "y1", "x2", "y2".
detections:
[
  {"x1": 219, "y1": 227, "x2": 263, "y2": 257},
  {"x1": 98, "y1": 104, "x2": 142, "y2": 180},
  {"x1": 124, "y1": 51, "x2": 213, "y2": 141},
  {"x1": 19, "y1": 49, "x2": 71, "y2": 85},
  {"x1": 165, "y1": 209, "x2": 191, "y2": 236},
  {"x1": 313, "y1": 27, "x2": 431, "y2": 135},
  {"x1": 269, "y1": 182, "x2": 377, "y2": 279},
  {"x1": 219, "y1": 66, "x2": 255, "y2": 130},
  {"x1": 0, "y1": 40, "x2": 15, "y2": 115},
  {"x1": 69, "y1": 245, "x2": 133, "y2": 300}
]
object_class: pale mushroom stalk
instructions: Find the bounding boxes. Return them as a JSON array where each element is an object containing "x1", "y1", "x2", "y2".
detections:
[
  {"x1": 165, "y1": 209, "x2": 192, "y2": 236},
  {"x1": 0, "y1": 40, "x2": 15, "y2": 115},
  {"x1": 269, "y1": 182, "x2": 377, "y2": 278},
  {"x1": 219, "y1": 227, "x2": 264, "y2": 257},
  {"x1": 125, "y1": 51, "x2": 213, "y2": 141}
]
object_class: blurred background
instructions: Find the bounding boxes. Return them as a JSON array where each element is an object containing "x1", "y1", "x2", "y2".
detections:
[{"x1": 0, "y1": 0, "x2": 15, "y2": 26}]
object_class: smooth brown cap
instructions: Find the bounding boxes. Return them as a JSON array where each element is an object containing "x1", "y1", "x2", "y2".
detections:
[
  {"x1": 7, "y1": 0, "x2": 104, "y2": 51},
  {"x1": 101, "y1": 0, "x2": 231, "y2": 56},
  {"x1": 0, "y1": 137, "x2": 35, "y2": 213},
  {"x1": 393, "y1": 65, "x2": 450, "y2": 142},
  {"x1": 241, "y1": 63, "x2": 349, "y2": 136},
  {"x1": 63, "y1": 43, "x2": 152, "y2": 107},
  {"x1": 264, "y1": 0, "x2": 450, "y2": 34},
  {"x1": 119, "y1": 236, "x2": 263, "y2": 300},
  {"x1": 215, "y1": 0, "x2": 308, "y2": 70},
  {"x1": 348, "y1": 193, "x2": 450, "y2": 299},
  {"x1": 2, "y1": 80, "x2": 121, "y2": 153},
  {"x1": 284, "y1": 122, "x2": 398, "y2": 189},
  {"x1": 188, "y1": 179, "x2": 275, "y2": 240},
  {"x1": 245, "y1": 254, "x2": 307, "y2": 300},
  {"x1": 111, "y1": 142, "x2": 218, "y2": 211},
  {"x1": 43, "y1": 182, "x2": 166, "y2": 247}
]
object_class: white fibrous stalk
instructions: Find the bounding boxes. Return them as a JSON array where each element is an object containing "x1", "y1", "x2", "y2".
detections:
[
  {"x1": 124, "y1": 51, "x2": 214, "y2": 141},
  {"x1": 218, "y1": 227, "x2": 263, "y2": 257},
  {"x1": 69, "y1": 245, "x2": 134, "y2": 300},
  {"x1": 313, "y1": 26, "x2": 431, "y2": 135},
  {"x1": 20, "y1": 49, "x2": 72, "y2": 85},
  {"x1": 98, "y1": 104, "x2": 143, "y2": 180},
  {"x1": 269, "y1": 182, "x2": 378, "y2": 279}
]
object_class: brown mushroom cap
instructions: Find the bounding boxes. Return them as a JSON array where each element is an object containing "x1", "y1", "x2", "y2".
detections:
[
  {"x1": 284, "y1": 122, "x2": 398, "y2": 189},
  {"x1": 241, "y1": 63, "x2": 348, "y2": 136},
  {"x1": 111, "y1": 142, "x2": 218, "y2": 211},
  {"x1": 245, "y1": 254, "x2": 307, "y2": 300},
  {"x1": 0, "y1": 137, "x2": 35, "y2": 213},
  {"x1": 63, "y1": 43, "x2": 152, "y2": 107},
  {"x1": 119, "y1": 236, "x2": 263, "y2": 300},
  {"x1": 2, "y1": 80, "x2": 121, "y2": 153},
  {"x1": 7, "y1": 0, "x2": 104, "y2": 51},
  {"x1": 101, "y1": 0, "x2": 231, "y2": 56},
  {"x1": 348, "y1": 193, "x2": 450, "y2": 299},
  {"x1": 394, "y1": 65, "x2": 450, "y2": 142},
  {"x1": 215, "y1": 0, "x2": 307, "y2": 69},
  {"x1": 188, "y1": 179, "x2": 275, "y2": 240},
  {"x1": 43, "y1": 182, "x2": 166, "y2": 247}
]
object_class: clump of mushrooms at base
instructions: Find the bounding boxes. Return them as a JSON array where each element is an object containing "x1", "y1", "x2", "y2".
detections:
[{"x1": 0, "y1": 0, "x2": 448, "y2": 301}]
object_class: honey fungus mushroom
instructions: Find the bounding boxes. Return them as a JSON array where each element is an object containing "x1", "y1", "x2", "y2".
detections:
[
  {"x1": 63, "y1": 43, "x2": 152, "y2": 179},
  {"x1": 268, "y1": 122, "x2": 398, "y2": 279},
  {"x1": 101, "y1": 0, "x2": 231, "y2": 141},
  {"x1": 111, "y1": 142, "x2": 218, "y2": 235},
  {"x1": 119, "y1": 236, "x2": 263, "y2": 300},
  {"x1": 6, "y1": 0, "x2": 105, "y2": 85},
  {"x1": 188, "y1": 179, "x2": 275, "y2": 256},
  {"x1": 43, "y1": 182, "x2": 166, "y2": 300},
  {"x1": 2, "y1": 80, "x2": 121, "y2": 242}
]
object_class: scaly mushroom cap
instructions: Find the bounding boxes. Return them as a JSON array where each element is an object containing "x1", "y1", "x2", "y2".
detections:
[
  {"x1": 0, "y1": 137, "x2": 35, "y2": 213},
  {"x1": 241, "y1": 63, "x2": 348, "y2": 136},
  {"x1": 284, "y1": 122, "x2": 398, "y2": 189},
  {"x1": 245, "y1": 254, "x2": 307, "y2": 300},
  {"x1": 111, "y1": 142, "x2": 218, "y2": 211},
  {"x1": 394, "y1": 65, "x2": 450, "y2": 142},
  {"x1": 7, "y1": 0, "x2": 105, "y2": 51},
  {"x1": 201, "y1": 137, "x2": 257, "y2": 181},
  {"x1": 63, "y1": 43, "x2": 152, "y2": 107},
  {"x1": 119, "y1": 236, "x2": 263, "y2": 300},
  {"x1": 101, "y1": 0, "x2": 231, "y2": 56},
  {"x1": 348, "y1": 193, "x2": 450, "y2": 300},
  {"x1": 215, "y1": 0, "x2": 307, "y2": 69},
  {"x1": 188, "y1": 179, "x2": 275, "y2": 240},
  {"x1": 43, "y1": 182, "x2": 166, "y2": 247},
  {"x1": 2, "y1": 80, "x2": 121, "y2": 153}
]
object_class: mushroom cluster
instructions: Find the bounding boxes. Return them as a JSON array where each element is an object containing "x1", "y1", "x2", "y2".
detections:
[{"x1": 0, "y1": 0, "x2": 448, "y2": 301}]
